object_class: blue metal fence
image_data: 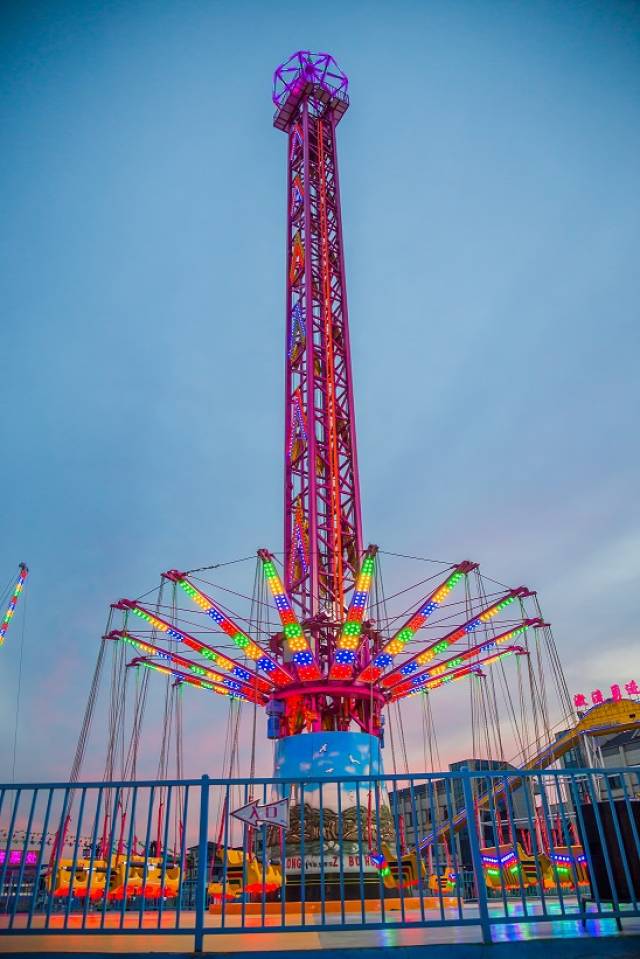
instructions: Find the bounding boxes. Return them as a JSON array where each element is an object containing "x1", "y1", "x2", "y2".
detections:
[{"x1": 0, "y1": 767, "x2": 638, "y2": 950}]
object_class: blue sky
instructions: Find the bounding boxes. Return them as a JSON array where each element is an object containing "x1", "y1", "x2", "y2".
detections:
[{"x1": 1, "y1": 0, "x2": 639, "y2": 782}]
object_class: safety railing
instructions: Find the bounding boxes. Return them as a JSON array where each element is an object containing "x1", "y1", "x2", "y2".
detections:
[{"x1": 0, "y1": 766, "x2": 638, "y2": 950}]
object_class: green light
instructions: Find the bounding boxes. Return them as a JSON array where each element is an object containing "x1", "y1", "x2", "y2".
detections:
[
  {"x1": 191, "y1": 665, "x2": 206, "y2": 676},
  {"x1": 342, "y1": 622, "x2": 361, "y2": 636},
  {"x1": 434, "y1": 641, "x2": 449, "y2": 653},
  {"x1": 284, "y1": 623, "x2": 302, "y2": 638},
  {"x1": 201, "y1": 648, "x2": 216, "y2": 660},
  {"x1": 397, "y1": 628, "x2": 413, "y2": 643},
  {"x1": 263, "y1": 562, "x2": 277, "y2": 578},
  {"x1": 233, "y1": 632, "x2": 249, "y2": 647}
]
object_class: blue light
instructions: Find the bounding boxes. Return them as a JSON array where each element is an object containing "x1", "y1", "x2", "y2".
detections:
[
  {"x1": 401, "y1": 661, "x2": 419, "y2": 675},
  {"x1": 334, "y1": 649, "x2": 355, "y2": 664},
  {"x1": 374, "y1": 653, "x2": 392, "y2": 668},
  {"x1": 293, "y1": 649, "x2": 313, "y2": 665},
  {"x1": 257, "y1": 657, "x2": 274, "y2": 671}
]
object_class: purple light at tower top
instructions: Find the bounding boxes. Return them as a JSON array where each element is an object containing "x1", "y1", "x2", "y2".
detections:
[{"x1": 272, "y1": 51, "x2": 348, "y2": 109}]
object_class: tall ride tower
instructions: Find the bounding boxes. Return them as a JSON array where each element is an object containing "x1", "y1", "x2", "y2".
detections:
[{"x1": 274, "y1": 52, "x2": 363, "y2": 624}]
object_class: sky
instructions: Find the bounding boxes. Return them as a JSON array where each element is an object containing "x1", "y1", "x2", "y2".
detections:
[{"x1": 0, "y1": 0, "x2": 639, "y2": 785}]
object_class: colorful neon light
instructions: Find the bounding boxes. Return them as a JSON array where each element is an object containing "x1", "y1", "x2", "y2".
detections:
[
  {"x1": 380, "y1": 587, "x2": 530, "y2": 690},
  {"x1": 317, "y1": 116, "x2": 344, "y2": 614},
  {"x1": 114, "y1": 598, "x2": 285, "y2": 689},
  {"x1": 329, "y1": 547, "x2": 377, "y2": 679},
  {"x1": 131, "y1": 658, "x2": 253, "y2": 703},
  {"x1": 259, "y1": 551, "x2": 321, "y2": 681},
  {"x1": 421, "y1": 620, "x2": 540, "y2": 680},
  {"x1": 290, "y1": 232, "x2": 304, "y2": 284},
  {"x1": 108, "y1": 630, "x2": 268, "y2": 704},
  {"x1": 288, "y1": 302, "x2": 306, "y2": 359},
  {"x1": 358, "y1": 562, "x2": 476, "y2": 683},
  {"x1": 288, "y1": 499, "x2": 309, "y2": 582},
  {"x1": 389, "y1": 645, "x2": 526, "y2": 702},
  {"x1": 161, "y1": 573, "x2": 294, "y2": 687},
  {"x1": 0, "y1": 563, "x2": 28, "y2": 648},
  {"x1": 288, "y1": 388, "x2": 308, "y2": 461}
]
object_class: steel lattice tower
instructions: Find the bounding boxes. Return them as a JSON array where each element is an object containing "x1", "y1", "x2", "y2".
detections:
[{"x1": 274, "y1": 52, "x2": 363, "y2": 624}]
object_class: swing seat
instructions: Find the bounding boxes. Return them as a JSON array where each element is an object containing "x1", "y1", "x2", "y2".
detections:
[
  {"x1": 428, "y1": 870, "x2": 456, "y2": 893},
  {"x1": 481, "y1": 845, "x2": 522, "y2": 890},
  {"x1": 244, "y1": 862, "x2": 282, "y2": 895},
  {"x1": 47, "y1": 859, "x2": 93, "y2": 898},
  {"x1": 547, "y1": 845, "x2": 589, "y2": 889},
  {"x1": 380, "y1": 843, "x2": 425, "y2": 890}
]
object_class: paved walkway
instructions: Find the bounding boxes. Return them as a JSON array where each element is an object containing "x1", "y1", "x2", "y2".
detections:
[{"x1": 1, "y1": 903, "x2": 639, "y2": 956}]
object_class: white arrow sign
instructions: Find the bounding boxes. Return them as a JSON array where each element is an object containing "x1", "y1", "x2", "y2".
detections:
[{"x1": 231, "y1": 798, "x2": 290, "y2": 828}]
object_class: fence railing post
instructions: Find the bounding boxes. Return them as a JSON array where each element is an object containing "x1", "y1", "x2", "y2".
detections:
[
  {"x1": 195, "y1": 774, "x2": 210, "y2": 953},
  {"x1": 460, "y1": 766, "x2": 492, "y2": 946}
]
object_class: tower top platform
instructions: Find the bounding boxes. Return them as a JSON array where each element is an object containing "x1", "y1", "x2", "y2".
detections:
[{"x1": 272, "y1": 50, "x2": 349, "y2": 130}]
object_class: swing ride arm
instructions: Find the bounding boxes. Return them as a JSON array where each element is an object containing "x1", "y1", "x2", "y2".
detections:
[
  {"x1": 161, "y1": 572, "x2": 294, "y2": 686},
  {"x1": 379, "y1": 587, "x2": 533, "y2": 691},
  {"x1": 329, "y1": 544, "x2": 378, "y2": 680},
  {"x1": 107, "y1": 630, "x2": 269, "y2": 703},
  {"x1": 0, "y1": 563, "x2": 28, "y2": 647},
  {"x1": 114, "y1": 598, "x2": 290, "y2": 688},
  {"x1": 357, "y1": 561, "x2": 477, "y2": 683},
  {"x1": 388, "y1": 621, "x2": 542, "y2": 700},
  {"x1": 389, "y1": 644, "x2": 527, "y2": 702},
  {"x1": 128, "y1": 657, "x2": 267, "y2": 705},
  {"x1": 258, "y1": 549, "x2": 322, "y2": 681}
]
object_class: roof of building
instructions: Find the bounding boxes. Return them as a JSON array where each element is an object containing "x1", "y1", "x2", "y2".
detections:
[{"x1": 600, "y1": 727, "x2": 640, "y2": 750}]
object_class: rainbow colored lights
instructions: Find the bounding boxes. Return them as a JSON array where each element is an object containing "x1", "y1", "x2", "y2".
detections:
[
  {"x1": 380, "y1": 587, "x2": 530, "y2": 690},
  {"x1": 115, "y1": 599, "x2": 277, "y2": 692},
  {"x1": 109, "y1": 630, "x2": 268, "y2": 705},
  {"x1": 329, "y1": 547, "x2": 377, "y2": 679},
  {"x1": 131, "y1": 658, "x2": 253, "y2": 702},
  {"x1": 389, "y1": 645, "x2": 527, "y2": 702},
  {"x1": 358, "y1": 562, "x2": 475, "y2": 683},
  {"x1": 0, "y1": 564, "x2": 28, "y2": 648},
  {"x1": 260, "y1": 551, "x2": 321, "y2": 681},
  {"x1": 161, "y1": 572, "x2": 294, "y2": 687},
  {"x1": 290, "y1": 232, "x2": 304, "y2": 284}
]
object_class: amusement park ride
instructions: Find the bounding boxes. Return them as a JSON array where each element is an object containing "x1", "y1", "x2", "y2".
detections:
[{"x1": 55, "y1": 51, "x2": 639, "y2": 908}]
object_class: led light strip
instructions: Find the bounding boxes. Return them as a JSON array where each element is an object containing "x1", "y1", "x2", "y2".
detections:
[
  {"x1": 259, "y1": 551, "x2": 321, "y2": 681},
  {"x1": 329, "y1": 547, "x2": 378, "y2": 680},
  {"x1": 162, "y1": 572, "x2": 294, "y2": 687},
  {"x1": 389, "y1": 646, "x2": 527, "y2": 702},
  {"x1": 108, "y1": 630, "x2": 268, "y2": 705},
  {"x1": 380, "y1": 587, "x2": 530, "y2": 690},
  {"x1": 417, "y1": 620, "x2": 540, "y2": 681},
  {"x1": 0, "y1": 563, "x2": 28, "y2": 648},
  {"x1": 358, "y1": 562, "x2": 476, "y2": 683},
  {"x1": 114, "y1": 599, "x2": 277, "y2": 691},
  {"x1": 130, "y1": 658, "x2": 253, "y2": 703}
]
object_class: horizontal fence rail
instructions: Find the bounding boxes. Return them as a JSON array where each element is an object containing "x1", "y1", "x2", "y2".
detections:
[{"x1": 0, "y1": 767, "x2": 638, "y2": 949}]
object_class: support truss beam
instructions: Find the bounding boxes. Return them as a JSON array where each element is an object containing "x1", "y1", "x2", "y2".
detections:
[
  {"x1": 390, "y1": 645, "x2": 528, "y2": 702},
  {"x1": 358, "y1": 561, "x2": 477, "y2": 683},
  {"x1": 128, "y1": 657, "x2": 265, "y2": 705},
  {"x1": 259, "y1": 550, "x2": 321, "y2": 681},
  {"x1": 329, "y1": 545, "x2": 378, "y2": 679},
  {"x1": 380, "y1": 587, "x2": 533, "y2": 690},
  {"x1": 112, "y1": 599, "x2": 280, "y2": 690},
  {"x1": 108, "y1": 630, "x2": 269, "y2": 704},
  {"x1": 161, "y1": 571, "x2": 294, "y2": 687},
  {"x1": 388, "y1": 620, "x2": 541, "y2": 699}
]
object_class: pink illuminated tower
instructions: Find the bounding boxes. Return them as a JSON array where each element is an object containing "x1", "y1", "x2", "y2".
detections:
[{"x1": 275, "y1": 52, "x2": 363, "y2": 624}]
